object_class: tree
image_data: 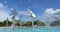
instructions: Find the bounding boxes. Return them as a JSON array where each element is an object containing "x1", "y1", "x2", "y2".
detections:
[
  {"x1": 9, "y1": 8, "x2": 18, "y2": 27},
  {"x1": 23, "y1": 21, "x2": 32, "y2": 26},
  {"x1": 0, "y1": 22, "x2": 3, "y2": 27},
  {"x1": 3, "y1": 20, "x2": 13, "y2": 26},
  {"x1": 34, "y1": 20, "x2": 46, "y2": 26},
  {"x1": 23, "y1": 20, "x2": 46, "y2": 26},
  {"x1": 15, "y1": 20, "x2": 25, "y2": 26}
]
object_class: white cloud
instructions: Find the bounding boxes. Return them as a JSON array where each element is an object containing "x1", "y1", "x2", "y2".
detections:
[
  {"x1": 40, "y1": 8, "x2": 60, "y2": 22},
  {"x1": 0, "y1": 3, "x2": 9, "y2": 21},
  {"x1": 3, "y1": 1, "x2": 7, "y2": 4},
  {"x1": 0, "y1": 3, "x2": 4, "y2": 8},
  {"x1": 45, "y1": 8, "x2": 56, "y2": 14}
]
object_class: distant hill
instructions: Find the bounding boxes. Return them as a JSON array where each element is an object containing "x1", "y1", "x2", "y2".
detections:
[{"x1": 50, "y1": 20, "x2": 60, "y2": 26}]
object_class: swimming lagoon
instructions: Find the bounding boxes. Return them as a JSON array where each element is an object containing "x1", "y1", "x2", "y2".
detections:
[{"x1": 0, "y1": 26, "x2": 60, "y2": 32}]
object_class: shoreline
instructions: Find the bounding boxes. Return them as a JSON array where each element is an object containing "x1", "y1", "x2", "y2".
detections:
[{"x1": 0, "y1": 26, "x2": 60, "y2": 28}]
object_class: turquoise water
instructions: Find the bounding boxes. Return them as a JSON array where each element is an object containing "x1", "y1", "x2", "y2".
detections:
[{"x1": 0, "y1": 26, "x2": 60, "y2": 32}]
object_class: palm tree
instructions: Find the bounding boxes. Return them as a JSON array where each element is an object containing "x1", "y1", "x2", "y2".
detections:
[
  {"x1": 27, "y1": 9, "x2": 36, "y2": 28},
  {"x1": 9, "y1": 8, "x2": 18, "y2": 28}
]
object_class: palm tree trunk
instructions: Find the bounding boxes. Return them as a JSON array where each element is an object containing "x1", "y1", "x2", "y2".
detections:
[
  {"x1": 6, "y1": 20, "x2": 8, "y2": 27},
  {"x1": 6, "y1": 18, "x2": 8, "y2": 27},
  {"x1": 20, "y1": 15, "x2": 22, "y2": 28},
  {"x1": 13, "y1": 18, "x2": 16, "y2": 29},
  {"x1": 20, "y1": 20, "x2": 21, "y2": 28},
  {"x1": 32, "y1": 18, "x2": 34, "y2": 29}
]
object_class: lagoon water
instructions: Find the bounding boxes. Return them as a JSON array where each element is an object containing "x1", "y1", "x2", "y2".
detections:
[{"x1": 0, "y1": 26, "x2": 60, "y2": 32}]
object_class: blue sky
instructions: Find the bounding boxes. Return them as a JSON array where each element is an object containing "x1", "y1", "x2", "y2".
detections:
[{"x1": 0, "y1": 0, "x2": 60, "y2": 22}]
